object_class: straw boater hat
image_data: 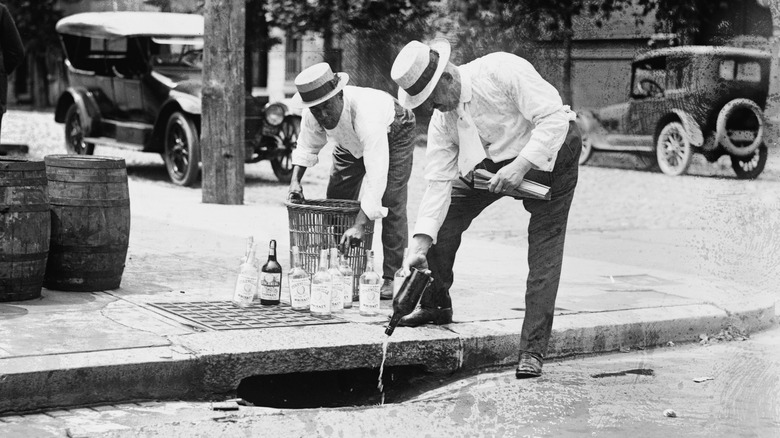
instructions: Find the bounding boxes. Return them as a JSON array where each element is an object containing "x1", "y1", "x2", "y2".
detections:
[
  {"x1": 391, "y1": 38, "x2": 451, "y2": 109},
  {"x1": 293, "y1": 63, "x2": 349, "y2": 108}
]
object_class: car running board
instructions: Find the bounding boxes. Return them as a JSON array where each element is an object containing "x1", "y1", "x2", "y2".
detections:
[{"x1": 83, "y1": 137, "x2": 146, "y2": 152}]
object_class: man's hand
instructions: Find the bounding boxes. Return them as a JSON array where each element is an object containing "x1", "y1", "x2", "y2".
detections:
[
  {"x1": 402, "y1": 234, "x2": 433, "y2": 276},
  {"x1": 287, "y1": 183, "x2": 305, "y2": 203},
  {"x1": 339, "y1": 226, "x2": 364, "y2": 254},
  {"x1": 488, "y1": 156, "x2": 533, "y2": 194}
]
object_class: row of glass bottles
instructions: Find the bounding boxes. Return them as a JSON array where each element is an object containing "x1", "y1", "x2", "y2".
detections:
[
  {"x1": 292, "y1": 245, "x2": 382, "y2": 317},
  {"x1": 232, "y1": 237, "x2": 282, "y2": 308}
]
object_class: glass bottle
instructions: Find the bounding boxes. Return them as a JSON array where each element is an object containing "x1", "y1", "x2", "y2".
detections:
[
  {"x1": 310, "y1": 248, "x2": 332, "y2": 318},
  {"x1": 386, "y1": 268, "x2": 434, "y2": 336},
  {"x1": 359, "y1": 250, "x2": 382, "y2": 316},
  {"x1": 240, "y1": 236, "x2": 254, "y2": 263},
  {"x1": 328, "y1": 247, "x2": 344, "y2": 312},
  {"x1": 232, "y1": 242, "x2": 258, "y2": 308},
  {"x1": 288, "y1": 246, "x2": 310, "y2": 311},
  {"x1": 259, "y1": 239, "x2": 282, "y2": 305},
  {"x1": 338, "y1": 251, "x2": 354, "y2": 309},
  {"x1": 392, "y1": 247, "x2": 409, "y2": 298}
]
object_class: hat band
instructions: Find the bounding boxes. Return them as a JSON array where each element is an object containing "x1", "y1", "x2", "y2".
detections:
[
  {"x1": 299, "y1": 75, "x2": 340, "y2": 103},
  {"x1": 404, "y1": 49, "x2": 440, "y2": 97}
]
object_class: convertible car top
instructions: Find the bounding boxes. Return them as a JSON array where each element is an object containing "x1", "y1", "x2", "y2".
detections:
[{"x1": 55, "y1": 11, "x2": 204, "y2": 39}]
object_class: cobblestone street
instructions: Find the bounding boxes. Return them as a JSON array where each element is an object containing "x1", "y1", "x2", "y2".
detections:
[{"x1": 4, "y1": 107, "x2": 780, "y2": 293}]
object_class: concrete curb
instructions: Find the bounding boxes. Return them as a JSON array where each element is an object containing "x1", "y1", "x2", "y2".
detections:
[{"x1": 1, "y1": 300, "x2": 774, "y2": 415}]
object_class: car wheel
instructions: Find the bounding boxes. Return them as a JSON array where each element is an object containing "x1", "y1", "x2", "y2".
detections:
[
  {"x1": 655, "y1": 121, "x2": 692, "y2": 176},
  {"x1": 579, "y1": 136, "x2": 592, "y2": 165},
  {"x1": 64, "y1": 105, "x2": 94, "y2": 155},
  {"x1": 271, "y1": 116, "x2": 300, "y2": 183},
  {"x1": 731, "y1": 144, "x2": 767, "y2": 180},
  {"x1": 163, "y1": 111, "x2": 200, "y2": 186}
]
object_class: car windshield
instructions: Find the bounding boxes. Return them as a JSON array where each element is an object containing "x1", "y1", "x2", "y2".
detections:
[{"x1": 151, "y1": 37, "x2": 203, "y2": 68}]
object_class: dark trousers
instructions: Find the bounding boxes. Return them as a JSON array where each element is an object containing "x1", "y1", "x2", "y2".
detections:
[
  {"x1": 421, "y1": 121, "x2": 581, "y2": 357},
  {"x1": 327, "y1": 103, "x2": 416, "y2": 279}
]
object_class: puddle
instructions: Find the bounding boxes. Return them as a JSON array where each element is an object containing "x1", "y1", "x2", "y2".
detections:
[
  {"x1": 237, "y1": 365, "x2": 442, "y2": 408},
  {"x1": 590, "y1": 368, "x2": 655, "y2": 378},
  {"x1": 0, "y1": 305, "x2": 28, "y2": 319}
]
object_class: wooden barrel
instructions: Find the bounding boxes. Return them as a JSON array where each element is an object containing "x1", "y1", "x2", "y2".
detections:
[
  {"x1": 44, "y1": 155, "x2": 131, "y2": 292},
  {"x1": 0, "y1": 158, "x2": 50, "y2": 302}
]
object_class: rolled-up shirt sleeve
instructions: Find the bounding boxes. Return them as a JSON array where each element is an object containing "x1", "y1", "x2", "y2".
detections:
[
  {"x1": 291, "y1": 110, "x2": 328, "y2": 168},
  {"x1": 492, "y1": 60, "x2": 576, "y2": 172},
  {"x1": 413, "y1": 112, "x2": 459, "y2": 243},
  {"x1": 356, "y1": 121, "x2": 390, "y2": 221}
]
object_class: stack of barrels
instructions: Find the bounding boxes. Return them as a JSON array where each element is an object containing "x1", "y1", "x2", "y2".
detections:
[{"x1": 0, "y1": 155, "x2": 130, "y2": 302}]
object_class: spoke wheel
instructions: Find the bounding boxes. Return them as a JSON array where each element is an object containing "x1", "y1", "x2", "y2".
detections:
[
  {"x1": 731, "y1": 144, "x2": 767, "y2": 180},
  {"x1": 271, "y1": 116, "x2": 300, "y2": 183},
  {"x1": 655, "y1": 121, "x2": 692, "y2": 176},
  {"x1": 163, "y1": 111, "x2": 200, "y2": 186},
  {"x1": 64, "y1": 105, "x2": 94, "y2": 155}
]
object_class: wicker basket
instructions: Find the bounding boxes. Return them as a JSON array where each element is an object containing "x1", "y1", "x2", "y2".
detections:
[{"x1": 285, "y1": 199, "x2": 375, "y2": 297}]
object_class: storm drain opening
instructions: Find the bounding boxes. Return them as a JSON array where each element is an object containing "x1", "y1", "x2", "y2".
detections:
[{"x1": 237, "y1": 366, "x2": 448, "y2": 408}]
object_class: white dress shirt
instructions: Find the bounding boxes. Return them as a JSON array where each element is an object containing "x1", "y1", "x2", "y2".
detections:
[
  {"x1": 415, "y1": 52, "x2": 577, "y2": 242},
  {"x1": 292, "y1": 86, "x2": 396, "y2": 221}
]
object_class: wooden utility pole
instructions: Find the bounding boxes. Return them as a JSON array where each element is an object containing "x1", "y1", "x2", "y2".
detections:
[
  {"x1": 202, "y1": 0, "x2": 245, "y2": 204},
  {"x1": 757, "y1": 0, "x2": 780, "y2": 147}
]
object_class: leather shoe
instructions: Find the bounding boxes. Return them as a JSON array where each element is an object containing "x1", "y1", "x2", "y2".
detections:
[
  {"x1": 397, "y1": 306, "x2": 453, "y2": 327},
  {"x1": 380, "y1": 279, "x2": 394, "y2": 300},
  {"x1": 515, "y1": 351, "x2": 543, "y2": 379}
]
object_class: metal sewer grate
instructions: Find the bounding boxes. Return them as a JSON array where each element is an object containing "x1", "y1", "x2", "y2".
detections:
[{"x1": 148, "y1": 301, "x2": 345, "y2": 331}]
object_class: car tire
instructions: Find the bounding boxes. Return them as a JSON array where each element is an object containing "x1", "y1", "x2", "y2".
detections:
[
  {"x1": 716, "y1": 98, "x2": 764, "y2": 158},
  {"x1": 64, "y1": 104, "x2": 94, "y2": 155},
  {"x1": 655, "y1": 121, "x2": 692, "y2": 176},
  {"x1": 731, "y1": 144, "x2": 767, "y2": 180},
  {"x1": 163, "y1": 111, "x2": 200, "y2": 187},
  {"x1": 579, "y1": 136, "x2": 592, "y2": 165},
  {"x1": 271, "y1": 116, "x2": 300, "y2": 183}
]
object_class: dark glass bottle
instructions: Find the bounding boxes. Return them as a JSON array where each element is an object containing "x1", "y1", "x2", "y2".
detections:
[
  {"x1": 259, "y1": 239, "x2": 282, "y2": 305},
  {"x1": 385, "y1": 268, "x2": 433, "y2": 336}
]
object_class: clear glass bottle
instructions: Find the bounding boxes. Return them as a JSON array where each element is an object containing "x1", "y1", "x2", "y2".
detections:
[
  {"x1": 232, "y1": 242, "x2": 258, "y2": 308},
  {"x1": 240, "y1": 236, "x2": 254, "y2": 263},
  {"x1": 288, "y1": 246, "x2": 310, "y2": 311},
  {"x1": 310, "y1": 248, "x2": 332, "y2": 318},
  {"x1": 392, "y1": 247, "x2": 409, "y2": 298},
  {"x1": 338, "y1": 251, "x2": 354, "y2": 309},
  {"x1": 328, "y1": 247, "x2": 344, "y2": 312},
  {"x1": 359, "y1": 249, "x2": 382, "y2": 316},
  {"x1": 259, "y1": 239, "x2": 282, "y2": 305}
]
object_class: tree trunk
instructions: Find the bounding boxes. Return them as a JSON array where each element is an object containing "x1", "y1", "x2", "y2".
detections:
[
  {"x1": 32, "y1": 54, "x2": 48, "y2": 108},
  {"x1": 758, "y1": 0, "x2": 780, "y2": 147},
  {"x1": 561, "y1": 14, "x2": 574, "y2": 106},
  {"x1": 202, "y1": 0, "x2": 245, "y2": 205}
]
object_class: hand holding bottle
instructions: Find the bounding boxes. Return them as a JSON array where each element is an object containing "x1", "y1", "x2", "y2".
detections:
[
  {"x1": 401, "y1": 235, "x2": 432, "y2": 276},
  {"x1": 339, "y1": 225, "x2": 364, "y2": 253}
]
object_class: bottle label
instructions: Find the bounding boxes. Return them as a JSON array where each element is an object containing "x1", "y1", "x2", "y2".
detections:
[
  {"x1": 310, "y1": 283, "x2": 332, "y2": 313},
  {"x1": 359, "y1": 283, "x2": 381, "y2": 314},
  {"x1": 289, "y1": 277, "x2": 310, "y2": 308},
  {"x1": 259, "y1": 273, "x2": 282, "y2": 301},
  {"x1": 233, "y1": 272, "x2": 258, "y2": 305},
  {"x1": 342, "y1": 276, "x2": 354, "y2": 304}
]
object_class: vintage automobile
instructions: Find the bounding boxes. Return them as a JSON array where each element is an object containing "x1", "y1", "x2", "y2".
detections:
[
  {"x1": 576, "y1": 46, "x2": 770, "y2": 179},
  {"x1": 53, "y1": 11, "x2": 300, "y2": 186}
]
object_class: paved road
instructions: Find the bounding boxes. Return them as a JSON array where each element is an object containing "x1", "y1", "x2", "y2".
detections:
[
  {"x1": 5, "y1": 107, "x2": 780, "y2": 298},
  {"x1": 2, "y1": 322, "x2": 778, "y2": 437}
]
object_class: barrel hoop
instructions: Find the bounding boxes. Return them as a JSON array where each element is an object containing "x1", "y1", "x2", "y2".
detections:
[
  {"x1": 49, "y1": 243, "x2": 128, "y2": 253},
  {"x1": 48, "y1": 197, "x2": 130, "y2": 207},
  {"x1": 0, "y1": 203, "x2": 50, "y2": 213},
  {"x1": 0, "y1": 159, "x2": 45, "y2": 171},
  {"x1": 44, "y1": 155, "x2": 127, "y2": 169},
  {"x1": 0, "y1": 177, "x2": 49, "y2": 186},
  {"x1": 45, "y1": 170, "x2": 128, "y2": 183},
  {"x1": 0, "y1": 251, "x2": 48, "y2": 262}
]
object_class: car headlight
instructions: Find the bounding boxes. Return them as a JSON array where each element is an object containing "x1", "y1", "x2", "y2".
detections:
[{"x1": 264, "y1": 104, "x2": 285, "y2": 126}]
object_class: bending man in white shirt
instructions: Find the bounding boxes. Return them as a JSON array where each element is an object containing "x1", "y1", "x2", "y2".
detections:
[
  {"x1": 288, "y1": 63, "x2": 416, "y2": 300},
  {"x1": 391, "y1": 39, "x2": 581, "y2": 379}
]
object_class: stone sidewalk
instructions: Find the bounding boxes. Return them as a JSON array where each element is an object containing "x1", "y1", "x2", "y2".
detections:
[{"x1": 0, "y1": 179, "x2": 776, "y2": 415}]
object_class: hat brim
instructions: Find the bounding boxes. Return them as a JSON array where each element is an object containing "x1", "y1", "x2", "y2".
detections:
[
  {"x1": 292, "y1": 72, "x2": 350, "y2": 108},
  {"x1": 397, "y1": 38, "x2": 451, "y2": 110}
]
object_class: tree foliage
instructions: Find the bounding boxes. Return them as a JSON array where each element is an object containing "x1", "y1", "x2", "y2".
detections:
[{"x1": 6, "y1": 0, "x2": 63, "y2": 53}]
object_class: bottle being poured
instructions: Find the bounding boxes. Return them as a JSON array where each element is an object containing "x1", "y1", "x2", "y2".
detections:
[{"x1": 385, "y1": 267, "x2": 434, "y2": 336}]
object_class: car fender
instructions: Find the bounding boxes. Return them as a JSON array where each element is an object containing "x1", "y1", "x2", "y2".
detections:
[
  {"x1": 168, "y1": 89, "x2": 201, "y2": 115},
  {"x1": 670, "y1": 109, "x2": 704, "y2": 147},
  {"x1": 54, "y1": 88, "x2": 100, "y2": 134},
  {"x1": 151, "y1": 100, "x2": 200, "y2": 153}
]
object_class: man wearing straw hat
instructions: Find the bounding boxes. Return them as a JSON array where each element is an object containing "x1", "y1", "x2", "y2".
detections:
[
  {"x1": 287, "y1": 62, "x2": 416, "y2": 300},
  {"x1": 390, "y1": 39, "x2": 581, "y2": 379}
]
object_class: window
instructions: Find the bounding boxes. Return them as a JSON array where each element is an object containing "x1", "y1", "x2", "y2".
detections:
[
  {"x1": 285, "y1": 35, "x2": 302, "y2": 82},
  {"x1": 631, "y1": 57, "x2": 666, "y2": 98},
  {"x1": 720, "y1": 59, "x2": 762, "y2": 82}
]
